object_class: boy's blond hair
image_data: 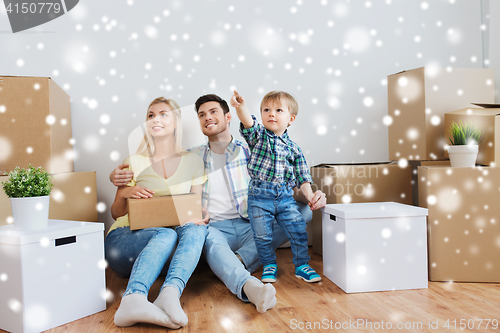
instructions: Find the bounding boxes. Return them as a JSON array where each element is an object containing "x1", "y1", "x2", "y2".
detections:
[{"x1": 260, "y1": 91, "x2": 299, "y2": 116}]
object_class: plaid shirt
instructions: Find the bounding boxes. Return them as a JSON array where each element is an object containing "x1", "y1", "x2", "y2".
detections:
[
  {"x1": 239, "y1": 115, "x2": 312, "y2": 188},
  {"x1": 189, "y1": 137, "x2": 250, "y2": 218}
]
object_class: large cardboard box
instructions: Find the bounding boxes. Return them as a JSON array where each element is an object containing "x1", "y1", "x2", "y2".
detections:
[
  {"x1": 322, "y1": 202, "x2": 428, "y2": 293},
  {"x1": 0, "y1": 172, "x2": 98, "y2": 226},
  {"x1": 311, "y1": 162, "x2": 413, "y2": 255},
  {"x1": 0, "y1": 220, "x2": 106, "y2": 333},
  {"x1": 388, "y1": 67, "x2": 495, "y2": 161},
  {"x1": 0, "y1": 76, "x2": 74, "y2": 174},
  {"x1": 418, "y1": 165, "x2": 500, "y2": 282},
  {"x1": 444, "y1": 104, "x2": 500, "y2": 166},
  {"x1": 128, "y1": 193, "x2": 202, "y2": 230},
  {"x1": 409, "y1": 160, "x2": 450, "y2": 206}
]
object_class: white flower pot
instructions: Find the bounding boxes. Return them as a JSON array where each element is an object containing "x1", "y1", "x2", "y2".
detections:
[
  {"x1": 447, "y1": 145, "x2": 478, "y2": 168},
  {"x1": 10, "y1": 196, "x2": 50, "y2": 230}
]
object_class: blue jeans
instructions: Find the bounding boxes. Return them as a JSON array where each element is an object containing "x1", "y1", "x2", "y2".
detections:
[
  {"x1": 105, "y1": 223, "x2": 207, "y2": 297},
  {"x1": 204, "y1": 200, "x2": 311, "y2": 301},
  {"x1": 247, "y1": 179, "x2": 310, "y2": 268}
]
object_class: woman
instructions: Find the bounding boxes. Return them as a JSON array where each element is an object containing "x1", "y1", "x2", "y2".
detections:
[{"x1": 105, "y1": 97, "x2": 208, "y2": 329}]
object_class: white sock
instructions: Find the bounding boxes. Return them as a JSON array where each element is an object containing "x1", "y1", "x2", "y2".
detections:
[
  {"x1": 114, "y1": 293, "x2": 180, "y2": 329},
  {"x1": 243, "y1": 279, "x2": 277, "y2": 313},
  {"x1": 153, "y1": 286, "x2": 188, "y2": 327}
]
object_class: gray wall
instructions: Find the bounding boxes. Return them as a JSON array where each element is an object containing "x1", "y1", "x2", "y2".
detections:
[
  {"x1": 0, "y1": 0, "x2": 495, "y2": 229},
  {"x1": 488, "y1": 0, "x2": 500, "y2": 101}
]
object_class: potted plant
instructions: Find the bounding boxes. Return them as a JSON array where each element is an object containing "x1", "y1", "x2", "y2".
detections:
[
  {"x1": 446, "y1": 120, "x2": 483, "y2": 168},
  {"x1": 2, "y1": 165, "x2": 53, "y2": 230}
]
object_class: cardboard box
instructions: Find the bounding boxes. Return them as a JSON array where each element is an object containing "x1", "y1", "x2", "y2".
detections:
[
  {"x1": 409, "y1": 160, "x2": 450, "y2": 206},
  {"x1": 418, "y1": 165, "x2": 500, "y2": 282},
  {"x1": 0, "y1": 76, "x2": 74, "y2": 174},
  {"x1": 388, "y1": 67, "x2": 495, "y2": 161},
  {"x1": 311, "y1": 162, "x2": 413, "y2": 255},
  {"x1": 0, "y1": 172, "x2": 98, "y2": 226},
  {"x1": 0, "y1": 220, "x2": 106, "y2": 333},
  {"x1": 128, "y1": 193, "x2": 202, "y2": 230},
  {"x1": 444, "y1": 104, "x2": 500, "y2": 166},
  {"x1": 322, "y1": 202, "x2": 428, "y2": 293}
]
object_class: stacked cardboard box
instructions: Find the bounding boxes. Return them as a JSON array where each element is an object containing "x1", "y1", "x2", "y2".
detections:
[
  {"x1": 418, "y1": 166, "x2": 500, "y2": 282},
  {"x1": 0, "y1": 76, "x2": 74, "y2": 174},
  {"x1": 315, "y1": 67, "x2": 498, "y2": 284},
  {"x1": 0, "y1": 76, "x2": 98, "y2": 225},
  {"x1": 386, "y1": 67, "x2": 499, "y2": 282},
  {"x1": 311, "y1": 162, "x2": 413, "y2": 255},
  {"x1": 387, "y1": 67, "x2": 494, "y2": 160},
  {"x1": 0, "y1": 172, "x2": 98, "y2": 225},
  {"x1": 409, "y1": 160, "x2": 450, "y2": 206},
  {"x1": 444, "y1": 104, "x2": 500, "y2": 166}
]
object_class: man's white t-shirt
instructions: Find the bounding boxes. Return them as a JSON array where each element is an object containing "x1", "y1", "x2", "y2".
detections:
[{"x1": 207, "y1": 152, "x2": 240, "y2": 222}]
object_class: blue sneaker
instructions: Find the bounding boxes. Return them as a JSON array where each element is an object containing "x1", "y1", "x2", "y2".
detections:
[
  {"x1": 295, "y1": 264, "x2": 322, "y2": 283},
  {"x1": 262, "y1": 264, "x2": 278, "y2": 283}
]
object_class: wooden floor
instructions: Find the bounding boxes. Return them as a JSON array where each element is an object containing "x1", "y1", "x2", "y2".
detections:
[{"x1": 4, "y1": 248, "x2": 500, "y2": 333}]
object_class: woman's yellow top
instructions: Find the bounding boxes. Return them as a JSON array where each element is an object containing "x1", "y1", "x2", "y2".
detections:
[{"x1": 108, "y1": 152, "x2": 206, "y2": 234}]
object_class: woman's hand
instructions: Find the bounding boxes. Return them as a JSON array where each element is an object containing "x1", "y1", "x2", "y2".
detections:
[
  {"x1": 122, "y1": 186, "x2": 154, "y2": 199},
  {"x1": 111, "y1": 185, "x2": 154, "y2": 220}
]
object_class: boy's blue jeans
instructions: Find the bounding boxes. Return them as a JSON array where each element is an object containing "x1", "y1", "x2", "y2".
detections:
[
  {"x1": 203, "y1": 202, "x2": 311, "y2": 302},
  {"x1": 105, "y1": 223, "x2": 208, "y2": 297},
  {"x1": 247, "y1": 179, "x2": 310, "y2": 268}
]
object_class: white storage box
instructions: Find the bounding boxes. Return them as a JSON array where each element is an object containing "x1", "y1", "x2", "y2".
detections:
[
  {"x1": 322, "y1": 202, "x2": 428, "y2": 293},
  {"x1": 0, "y1": 220, "x2": 106, "y2": 333}
]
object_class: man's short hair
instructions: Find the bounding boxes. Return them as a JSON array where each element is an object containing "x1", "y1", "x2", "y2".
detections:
[
  {"x1": 195, "y1": 94, "x2": 230, "y2": 114},
  {"x1": 261, "y1": 91, "x2": 299, "y2": 116}
]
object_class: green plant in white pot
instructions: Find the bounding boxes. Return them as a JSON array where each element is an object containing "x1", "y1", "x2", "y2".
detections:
[
  {"x1": 2, "y1": 165, "x2": 53, "y2": 230},
  {"x1": 446, "y1": 120, "x2": 483, "y2": 168}
]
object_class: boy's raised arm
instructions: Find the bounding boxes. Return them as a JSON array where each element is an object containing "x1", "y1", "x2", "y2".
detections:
[{"x1": 230, "y1": 90, "x2": 254, "y2": 128}]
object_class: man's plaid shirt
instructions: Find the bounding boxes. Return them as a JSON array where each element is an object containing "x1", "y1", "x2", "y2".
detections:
[
  {"x1": 239, "y1": 115, "x2": 312, "y2": 188},
  {"x1": 189, "y1": 137, "x2": 250, "y2": 219}
]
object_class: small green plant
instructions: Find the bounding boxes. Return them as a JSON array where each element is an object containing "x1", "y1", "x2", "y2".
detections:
[
  {"x1": 448, "y1": 120, "x2": 483, "y2": 146},
  {"x1": 2, "y1": 165, "x2": 53, "y2": 198}
]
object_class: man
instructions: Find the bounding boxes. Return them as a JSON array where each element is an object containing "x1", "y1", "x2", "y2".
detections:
[{"x1": 110, "y1": 94, "x2": 326, "y2": 313}]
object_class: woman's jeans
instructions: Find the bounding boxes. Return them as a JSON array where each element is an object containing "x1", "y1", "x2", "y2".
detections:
[
  {"x1": 105, "y1": 223, "x2": 208, "y2": 297},
  {"x1": 247, "y1": 179, "x2": 310, "y2": 268}
]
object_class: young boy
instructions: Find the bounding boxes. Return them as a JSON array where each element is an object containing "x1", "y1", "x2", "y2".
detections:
[{"x1": 230, "y1": 90, "x2": 321, "y2": 283}]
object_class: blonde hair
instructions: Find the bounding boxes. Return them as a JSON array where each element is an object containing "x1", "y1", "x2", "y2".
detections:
[
  {"x1": 260, "y1": 91, "x2": 299, "y2": 116},
  {"x1": 136, "y1": 97, "x2": 183, "y2": 156}
]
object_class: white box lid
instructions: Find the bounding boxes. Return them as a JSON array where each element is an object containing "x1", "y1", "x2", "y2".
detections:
[
  {"x1": 322, "y1": 202, "x2": 428, "y2": 219},
  {"x1": 0, "y1": 219, "x2": 104, "y2": 245}
]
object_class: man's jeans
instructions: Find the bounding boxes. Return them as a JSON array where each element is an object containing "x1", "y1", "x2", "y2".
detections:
[
  {"x1": 247, "y1": 179, "x2": 310, "y2": 268},
  {"x1": 203, "y1": 199, "x2": 311, "y2": 301},
  {"x1": 105, "y1": 223, "x2": 208, "y2": 297}
]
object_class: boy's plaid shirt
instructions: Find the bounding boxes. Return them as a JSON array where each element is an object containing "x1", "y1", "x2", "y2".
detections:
[
  {"x1": 239, "y1": 115, "x2": 312, "y2": 188},
  {"x1": 189, "y1": 138, "x2": 250, "y2": 219}
]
